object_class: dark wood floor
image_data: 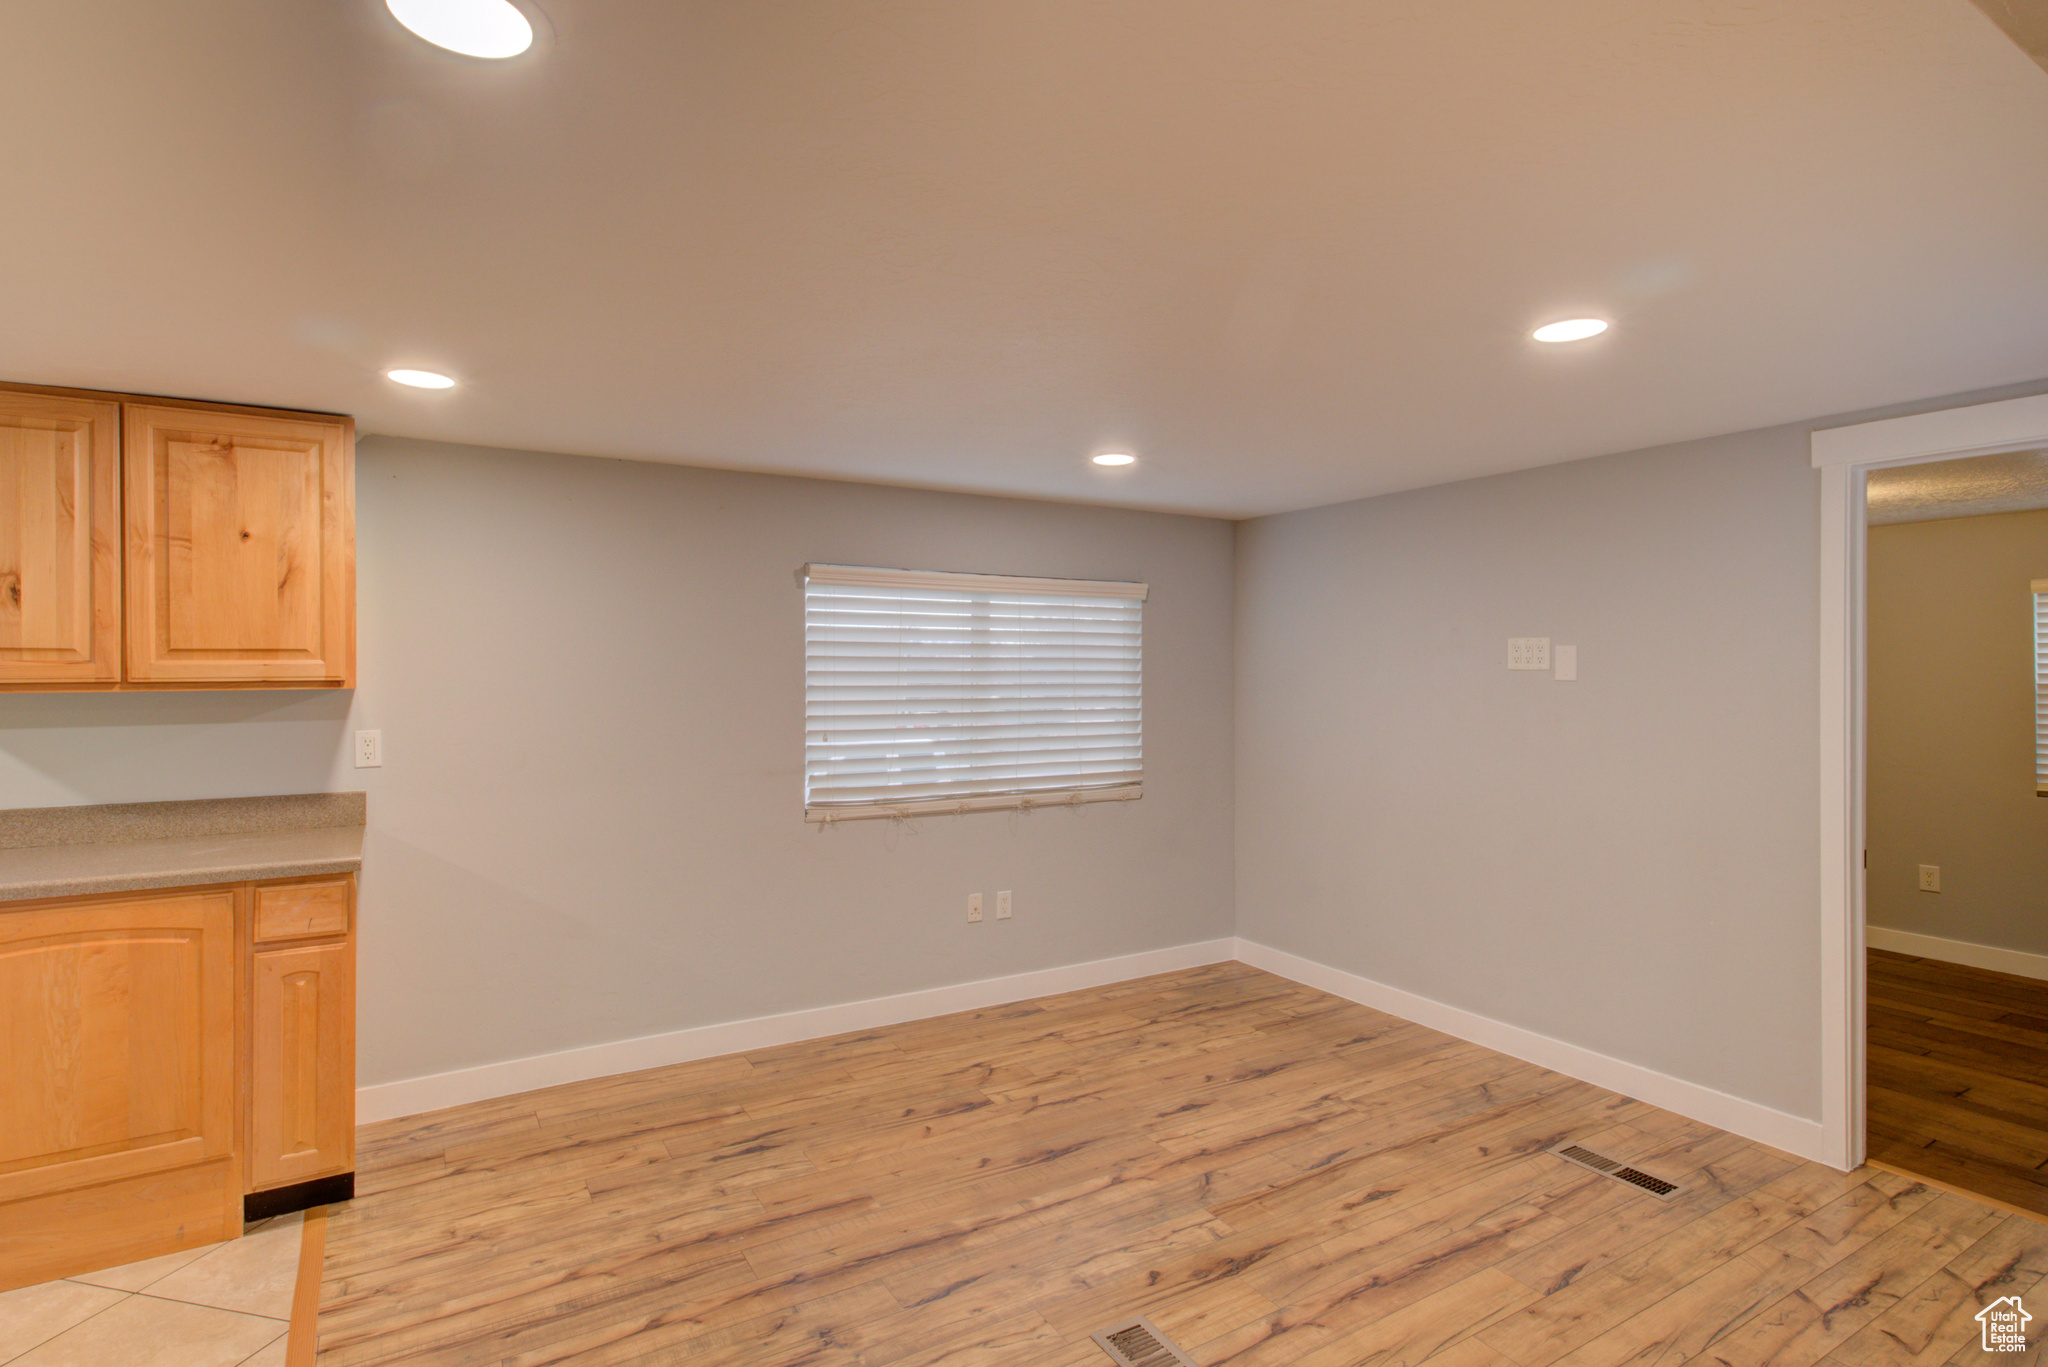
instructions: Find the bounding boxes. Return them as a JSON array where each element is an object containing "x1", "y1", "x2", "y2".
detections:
[
  {"x1": 314, "y1": 962, "x2": 2048, "y2": 1366},
  {"x1": 1869, "y1": 947, "x2": 2048, "y2": 1216}
]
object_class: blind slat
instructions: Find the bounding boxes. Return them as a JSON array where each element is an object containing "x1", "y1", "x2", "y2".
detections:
[{"x1": 805, "y1": 571, "x2": 1143, "y2": 814}]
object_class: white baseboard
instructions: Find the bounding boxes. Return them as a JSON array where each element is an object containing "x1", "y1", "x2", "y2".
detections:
[
  {"x1": 1867, "y1": 925, "x2": 2048, "y2": 983},
  {"x1": 1233, "y1": 938, "x2": 1830, "y2": 1163},
  {"x1": 358, "y1": 933, "x2": 1829, "y2": 1165},
  {"x1": 355, "y1": 937, "x2": 1238, "y2": 1123}
]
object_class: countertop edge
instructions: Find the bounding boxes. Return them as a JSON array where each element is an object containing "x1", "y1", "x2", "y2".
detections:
[{"x1": 0, "y1": 856, "x2": 363, "y2": 904}]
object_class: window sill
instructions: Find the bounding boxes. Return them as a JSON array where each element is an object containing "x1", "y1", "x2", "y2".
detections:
[{"x1": 805, "y1": 784, "x2": 1142, "y2": 823}]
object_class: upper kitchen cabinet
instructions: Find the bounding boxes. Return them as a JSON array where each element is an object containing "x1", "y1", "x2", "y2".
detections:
[
  {"x1": 0, "y1": 383, "x2": 354, "y2": 692},
  {"x1": 123, "y1": 403, "x2": 354, "y2": 687},
  {"x1": 0, "y1": 390, "x2": 121, "y2": 685}
]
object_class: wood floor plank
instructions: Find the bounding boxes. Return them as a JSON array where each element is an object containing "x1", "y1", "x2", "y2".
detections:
[
  {"x1": 1681, "y1": 1192, "x2": 2007, "y2": 1367},
  {"x1": 315, "y1": 964, "x2": 2038, "y2": 1366},
  {"x1": 1869, "y1": 1047, "x2": 2048, "y2": 1132},
  {"x1": 1867, "y1": 1134, "x2": 2048, "y2": 1214},
  {"x1": 1868, "y1": 1085, "x2": 2048, "y2": 1171}
]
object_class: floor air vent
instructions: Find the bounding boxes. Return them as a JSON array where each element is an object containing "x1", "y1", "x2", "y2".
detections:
[
  {"x1": 1091, "y1": 1316, "x2": 1199, "y2": 1367},
  {"x1": 1547, "y1": 1141, "x2": 1683, "y2": 1199}
]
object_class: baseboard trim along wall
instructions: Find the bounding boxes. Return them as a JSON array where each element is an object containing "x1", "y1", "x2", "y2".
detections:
[
  {"x1": 1867, "y1": 925, "x2": 2048, "y2": 984},
  {"x1": 1235, "y1": 939, "x2": 1831, "y2": 1164},
  {"x1": 359, "y1": 936, "x2": 1828, "y2": 1162},
  {"x1": 355, "y1": 938, "x2": 1240, "y2": 1123}
]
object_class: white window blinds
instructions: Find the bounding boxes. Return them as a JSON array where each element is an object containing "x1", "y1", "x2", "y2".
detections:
[
  {"x1": 804, "y1": 564, "x2": 1146, "y2": 820},
  {"x1": 2035, "y1": 580, "x2": 2048, "y2": 796}
]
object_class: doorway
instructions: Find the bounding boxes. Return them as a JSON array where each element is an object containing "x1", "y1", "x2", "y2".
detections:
[
  {"x1": 1812, "y1": 391, "x2": 2048, "y2": 1173},
  {"x1": 1861, "y1": 450, "x2": 2048, "y2": 1213}
]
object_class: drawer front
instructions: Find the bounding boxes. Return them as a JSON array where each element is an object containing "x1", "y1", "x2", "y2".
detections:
[{"x1": 254, "y1": 879, "x2": 351, "y2": 942}]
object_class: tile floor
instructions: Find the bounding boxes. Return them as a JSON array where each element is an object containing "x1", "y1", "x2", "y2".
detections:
[{"x1": 0, "y1": 1213, "x2": 301, "y2": 1367}]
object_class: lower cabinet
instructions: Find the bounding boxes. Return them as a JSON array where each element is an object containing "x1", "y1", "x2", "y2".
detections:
[
  {"x1": 0, "y1": 875, "x2": 356, "y2": 1292},
  {"x1": 0, "y1": 891, "x2": 240, "y2": 1289},
  {"x1": 251, "y1": 939, "x2": 355, "y2": 1189}
]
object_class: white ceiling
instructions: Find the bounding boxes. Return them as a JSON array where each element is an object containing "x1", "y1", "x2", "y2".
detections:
[
  {"x1": 1867, "y1": 447, "x2": 2048, "y2": 522},
  {"x1": 3, "y1": 1, "x2": 2046, "y2": 518}
]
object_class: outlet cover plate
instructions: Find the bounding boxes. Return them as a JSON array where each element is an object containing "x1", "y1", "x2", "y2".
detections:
[{"x1": 354, "y1": 730, "x2": 383, "y2": 768}]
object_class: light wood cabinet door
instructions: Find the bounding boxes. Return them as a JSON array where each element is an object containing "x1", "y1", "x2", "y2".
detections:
[
  {"x1": 0, "y1": 391, "x2": 120, "y2": 684},
  {"x1": 123, "y1": 404, "x2": 354, "y2": 686},
  {"x1": 0, "y1": 891, "x2": 237, "y2": 1206},
  {"x1": 250, "y1": 940, "x2": 354, "y2": 1189}
]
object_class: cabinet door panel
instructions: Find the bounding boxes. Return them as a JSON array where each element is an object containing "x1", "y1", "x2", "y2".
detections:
[
  {"x1": 251, "y1": 940, "x2": 354, "y2": 1188},
  {"x1": 167, "y1": 438, "x2": 322, "y2": 652},
  {"x1": 125, "y1": 405, "x2": 353, "y2": 684},
  {"x1": 0, "y1": 891, "x2": 236, "y2": 1205},
  {"x1": 0, "y1": 391, "x2": 119, "y2": 684}
]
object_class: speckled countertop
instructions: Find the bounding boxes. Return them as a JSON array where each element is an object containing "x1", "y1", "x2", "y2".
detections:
[{"x1": 0, "y1": 793, "x2": 364, "y2": 902}]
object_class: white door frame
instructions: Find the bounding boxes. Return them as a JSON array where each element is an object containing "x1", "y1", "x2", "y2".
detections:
[{"x1": 1812, "y1": 392, "x2": 2048, "y2": 1170}]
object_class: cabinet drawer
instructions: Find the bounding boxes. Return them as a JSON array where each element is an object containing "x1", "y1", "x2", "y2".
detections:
[{"x1": 254, "y1": 879, "x2": 351, "y2": 942}]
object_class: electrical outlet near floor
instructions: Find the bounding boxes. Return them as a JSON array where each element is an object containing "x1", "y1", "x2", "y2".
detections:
[
  {"x1": 996, "y1": 890, "x2": 1012, "y2": 920},
  {"x1": 1919, "y1": 864, "x2": 1941, "y2": 893},
  {"x1": 967, "y1": 893, "x2": 984, "y2": 923},
  {"x1": 1508, "y1": 638, "x2": 1551, "y2": 670}
]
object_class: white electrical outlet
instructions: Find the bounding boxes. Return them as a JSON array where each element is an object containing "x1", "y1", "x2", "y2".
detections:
[
  {"x1": 1918, "y1": 864, "x2": 1941, "y2": 893},
  {"x1": 1553, "y1": 645, "x2": 1578, "y2": 681},
  {"x1": 1508, "y1": 638, "x2": 1551, "y2": 671},
  {"x1": 967, "y1": 893, "x2": 984, "y2": 923},
  {"x1": 996, "y1": 890, "x2": 1012, "y2": 920},
  {"x1": 354, "y1": 730, "x2": 383, "y2": 768}
]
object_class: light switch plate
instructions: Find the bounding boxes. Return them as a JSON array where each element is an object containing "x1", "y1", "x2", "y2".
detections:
[
  {"x1": 354, "y1": 730, "x2": 383, "y2": 768},
  {"x1": 1553, "y1": 645, "x2": 1577, "y2": 681},
  {"x1": 1508, "y1": 638, "x2": 1551, "y2": 670}
]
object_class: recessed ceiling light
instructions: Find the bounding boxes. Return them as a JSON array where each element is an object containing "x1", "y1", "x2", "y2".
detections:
[
  {"x1": 386, "y1": 368, "x2": 456, "y2": 389},
  {"x1": 1532, "y1": 318, "x2": 1609, "y2": 343},
  {"x1": 385, "y1": 0, "x2": 533, "y2": 59},
  {"x1": 1092, "y1": 452, "x2": 1136, "y2": 467}
]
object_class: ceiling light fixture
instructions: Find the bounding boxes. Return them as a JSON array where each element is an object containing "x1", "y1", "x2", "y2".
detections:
[
  {"x1": 1532, "y1": 318, "x2": 1609, "y2": 343},
  {"x1": 385, "y1": 0, "x2": 534, "y2": 58},
  {"x1": 1092, "y1": 452, "x2": 1136, "y2": 467},
  {"x1": 386, "y1": 368, "x2": 456, "y2": 389}
]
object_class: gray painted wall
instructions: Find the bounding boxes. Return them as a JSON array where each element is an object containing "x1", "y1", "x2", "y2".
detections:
[
  {"x1": 0, "y1": 437, "x2": 1238, "y2": 1088},
  {"x1": 8, "y1": 378, "x2": 2047, "y2": 1119},
  {"x1": 1234, "y1": 423, "x2": 1825, "y2": 1118},
  {"x1": 1867, "y1": 508, "x2": 2048, "y2": 952}
]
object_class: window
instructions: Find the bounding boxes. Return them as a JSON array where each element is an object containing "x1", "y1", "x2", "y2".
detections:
[
  {"x1": 803, "y1": 564, "x2": 1145, "y2": 820},
  {"x1": 2036, "y1": 580, "x2": 2048, "y2": 796}
]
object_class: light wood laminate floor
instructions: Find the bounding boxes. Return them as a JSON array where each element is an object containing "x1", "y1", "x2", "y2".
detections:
[
  {"x1": 318, "y1": 963, "x2": 2048, "y2": 1366},
  {"x1": 1869, "y1": 948, "x2": 2048, "y2": 1218}
]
